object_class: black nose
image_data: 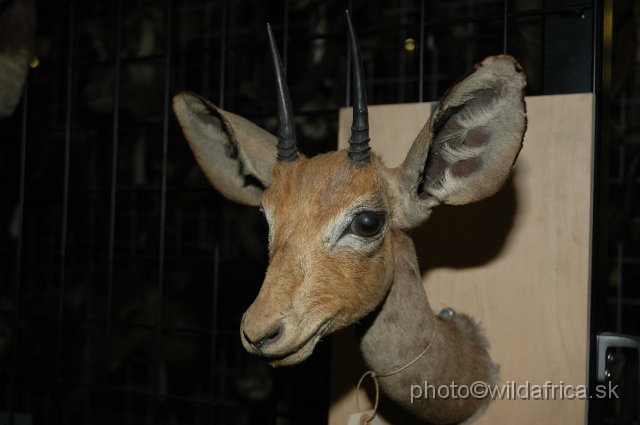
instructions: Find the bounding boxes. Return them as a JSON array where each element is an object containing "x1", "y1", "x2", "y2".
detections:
[{"x1": 243, "y1": 325, "x2": 282, "y2": 349}]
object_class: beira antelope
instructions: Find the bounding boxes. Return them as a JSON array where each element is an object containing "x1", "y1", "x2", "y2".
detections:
[{"x1": 173, "y1": 13, "x2": 526, "y2": 425}]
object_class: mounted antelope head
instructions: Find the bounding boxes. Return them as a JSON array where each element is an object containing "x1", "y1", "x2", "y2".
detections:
[{"x1": 173, "y1": 15, "x2": 526, "y2": 425}]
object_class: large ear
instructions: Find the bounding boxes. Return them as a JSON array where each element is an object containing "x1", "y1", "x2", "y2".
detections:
[
  {"x1": 173, "y1": 92, "x2": 278, "y2": 206},
  {"x1": 394, "y1": 55, "x2": 526, "y2": 229}
]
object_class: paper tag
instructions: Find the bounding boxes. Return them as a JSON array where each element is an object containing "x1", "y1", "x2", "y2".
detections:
[{"x1": 347, "y1": 410, "x2": 384, "y2": 425}]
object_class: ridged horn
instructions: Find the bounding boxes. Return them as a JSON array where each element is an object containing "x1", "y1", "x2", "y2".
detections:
[
  {"x1": 345, "y1": 11, "x2": 371, "y2": 166},
  {"x1": 267, "y1": 23, "x2": 298, "y2": 163}
]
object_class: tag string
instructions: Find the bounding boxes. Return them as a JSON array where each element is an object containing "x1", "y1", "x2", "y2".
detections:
[{"x1": 355, "y1": 318, "x2": 438, "y2": 423}]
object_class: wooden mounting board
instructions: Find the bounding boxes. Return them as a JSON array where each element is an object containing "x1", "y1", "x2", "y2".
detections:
[{"x1": 331, "y1": 94, "x2": 594, "y2": 425}]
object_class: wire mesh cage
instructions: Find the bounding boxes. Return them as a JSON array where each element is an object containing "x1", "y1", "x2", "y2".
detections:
[{"x1": 1, "y1": 0, "x2": 637, "y2": 424}]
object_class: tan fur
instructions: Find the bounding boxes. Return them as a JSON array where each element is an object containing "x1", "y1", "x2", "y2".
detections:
[
  {"x1": 173, "y1": 55, "x2": 527, "y2": 424},
  {"x1": 242, "y1": 153, "x2": 396, "y2": 366}
]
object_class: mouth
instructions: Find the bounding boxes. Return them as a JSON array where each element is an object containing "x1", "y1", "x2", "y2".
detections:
[{"x1": 257, "y1": 318, "x2": 333, "y2": 367}]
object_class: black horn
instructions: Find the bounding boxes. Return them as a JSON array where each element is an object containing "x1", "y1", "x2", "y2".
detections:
[
  {"x1": 345, "y1": 11, "x2": 371, "y2": 166},
  {"x1": 267, "y1": 24, "x2": 298, "y2": 163}
]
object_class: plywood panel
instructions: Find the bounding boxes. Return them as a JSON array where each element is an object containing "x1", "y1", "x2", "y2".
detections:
[{"x1": 330, "y1": 94, "x2": 593, "y2": 425}]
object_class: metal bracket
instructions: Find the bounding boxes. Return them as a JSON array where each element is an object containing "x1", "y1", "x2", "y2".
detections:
[{"x1": 597, "y1": 332, "x2": 640, "y2": 422}]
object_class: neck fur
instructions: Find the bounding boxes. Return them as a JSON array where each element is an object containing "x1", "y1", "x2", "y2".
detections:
[{"x1": 358, "y1": 231, "x2": 497, "y2": 424}]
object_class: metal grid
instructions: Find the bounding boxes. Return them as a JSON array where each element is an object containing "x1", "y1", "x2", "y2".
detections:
[
  {"x1": 0, "y1": 0, "x2": 628, "y2": 424},
  {"x1": 602, "y1": 2, "x2": 640, "y2": 423}
]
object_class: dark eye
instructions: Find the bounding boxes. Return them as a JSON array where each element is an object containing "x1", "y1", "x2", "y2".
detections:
[{"x1": 350, "y1": 212, "x2": 384, "y2": 237}]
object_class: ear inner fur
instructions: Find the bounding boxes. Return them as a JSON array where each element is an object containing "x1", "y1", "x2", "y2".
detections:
[{"x1": 395, "y1": 55, "x2": 526, "y2": 228}]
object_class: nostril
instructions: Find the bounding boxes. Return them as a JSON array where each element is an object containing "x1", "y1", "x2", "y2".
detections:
[
  {"x1": 243, "y1": 331, "x2": 255, "y2": 347},
  {"x1": 246, "y1": 325, "x2": 283, "y2": 349}
]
